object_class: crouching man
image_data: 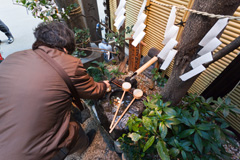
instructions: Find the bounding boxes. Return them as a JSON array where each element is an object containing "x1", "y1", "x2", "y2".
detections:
[{"x1": 0, "y1": 21, "x2": 110, "y2": 160}]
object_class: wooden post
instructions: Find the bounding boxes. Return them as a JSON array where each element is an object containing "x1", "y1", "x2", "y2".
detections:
[{"x1": 128, "y1": 39, "x2": 142, "y2": 72}]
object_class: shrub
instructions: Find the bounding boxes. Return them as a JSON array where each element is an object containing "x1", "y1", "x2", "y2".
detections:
[{"x1": 118, "y1": 93, "x2": 240, "y2": 160}]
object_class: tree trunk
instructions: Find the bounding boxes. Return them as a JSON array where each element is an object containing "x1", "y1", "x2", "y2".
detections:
[
  {"x1": 161, "y1": 0, "x2": 240, "y2": 105},
  {"x1": 55, "y1": 0, "x2": 87, "y2": 30}
]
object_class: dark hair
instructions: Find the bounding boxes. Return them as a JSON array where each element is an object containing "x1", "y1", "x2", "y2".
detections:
[{"x1": 32, "y1": 21, "x2": 76, "y2": 54}]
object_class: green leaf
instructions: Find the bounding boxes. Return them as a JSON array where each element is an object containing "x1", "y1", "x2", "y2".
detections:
[
  {"x1": 156, "y1": 140, "x2": 170, "y2": 160},
  {"x1": 163, "y1": 107, "x2": 176, "y2": 116},
  {"x1": 194, "y1": 132, "x2": 203, "y2": 153},
  {"x1": 217, "y1": 97, "x2": 223, "y2": 104},
  {"x1": 142, "y1": 116, "x2": 152, "y2": 130},
  {"x1": 143, "y1": 136, "x2": 155, "y2": 152},
  {"x1": 230, "y1": 107, "x2": 240, "y2": 114},
  {"x1": 128, "y1": 133, "x2": 142, "y2": 142},
  {"x1": 181, "y1": 150, "x2": 187, "y2": 160},
  {"x1": 225, "y1": 97, "x2": 231, "y2": 105},
  {"x1": 149, "y1": 110, "x2": 155, "y2": 116},
  {"x1": 179, "y1": 129, "x2": 195, "y2": 138},
  {"x1": 169, "y1": 147, "x2": 180, "y2": 157},
  {"x1": 223, "y1": 108, "x2": 230, "y2": 117},
  {"x1": 193, "y1": 110, "x2": 199, "y2": 122},
  {"x1": 168, "y1": 118, "x2": 181, "y2": 125},
  {"x1": 206, "y1": 97, "x2": 213, "y2": 104},
  {"x1": 159, "y1": 122, "x2": 168, "y2": 139},
  {"x1": 197, "y1": 124, "x2": 212, "y2": 131}
]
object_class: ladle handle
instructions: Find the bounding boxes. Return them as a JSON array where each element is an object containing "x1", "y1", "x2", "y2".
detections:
[
  {"x1": 110, "y1": 91, "x2": 126, "y2": 129},
  {"x1": 109, "y1": 97, "x2": 136, "y2": 133},
  {"x1": 135, "y1": 56, "x2": 158, "y2": 76}
]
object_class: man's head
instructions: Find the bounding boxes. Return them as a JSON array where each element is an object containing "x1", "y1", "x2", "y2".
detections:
[{"x1": 32, "y1": 21, "x2": 76, "y2": 54}]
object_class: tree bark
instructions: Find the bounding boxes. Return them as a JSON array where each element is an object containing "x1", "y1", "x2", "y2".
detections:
[
  {"x1": 161, "y1": 0, "x2": 240, "y2": 105},
  {"x1": 55, "y1": 0, "x2": 87, "y2": 30}
]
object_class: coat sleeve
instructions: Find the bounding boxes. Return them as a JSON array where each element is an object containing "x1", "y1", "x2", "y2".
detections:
[{"x1": 70, "y1": 59, "x2": 107, "y2": 99}]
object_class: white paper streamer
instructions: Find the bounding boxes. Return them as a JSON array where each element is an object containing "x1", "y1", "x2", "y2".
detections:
[
  {"x1": 191, "y1": 52, "x2": 213, "y2": 68},
  {"x1": 132, "y1": 31, "x2": 146, "y2": 47},
  {"x1": 180, "y1": 65, "x2": 206, "y2": 81},
  {"x1": 164, "y1": 6, "x2": 176, "y2": 38},
  {"x1": 197, "y1": 38, "x2": 221, "y2": 56},
  {"x1": 114, "y1": 15, "x2": 125, "y2": 30},
  {"x1": 199, "y1": 18, "x2": 228, "y2": 46},
  {"x1": 115, "y1": 0, "x2": 126, "y2": 16},
  {"x1": 133, "y1": 23, "x2": 146, "y2": 39},
  {"x1": 115, "y1": 8, "x2": 126, "y2": 22},
  {"x1": 162, "y1": 25, "x2": 179, "y2": 45},
  {"x1": 132, "y1": 13, "x2": 147, "y2": 31},
  {"x1": 137, "y1": 0, "x2": 147, "y2": 19},
  {"x1": 157, "y1": 38, "x2": 178, "y2": 60},
  {"x1": 160, "y1": 49, "x2": 178, "y2": 70}
]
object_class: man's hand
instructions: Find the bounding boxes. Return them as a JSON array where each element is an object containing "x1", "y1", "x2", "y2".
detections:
[{"x1": 103, "y1": 80, "x2": 111, "y2": 92}]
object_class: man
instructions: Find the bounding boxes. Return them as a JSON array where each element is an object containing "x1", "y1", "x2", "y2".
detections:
[
  {"x1": 0, "y1": 19, "x2": 14, "y2": 44},
  {"x1": 0, "y1": 21, "x2": 110, "y2": 159}
]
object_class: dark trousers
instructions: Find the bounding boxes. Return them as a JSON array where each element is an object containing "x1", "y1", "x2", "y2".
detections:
[{"x1": 0, "y1": 19, "x2": 12, "y2": 38}]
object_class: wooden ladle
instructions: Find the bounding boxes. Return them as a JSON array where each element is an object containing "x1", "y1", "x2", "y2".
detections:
[
  {"x1": 109, "y1": 89, "x2": 143, "y2": 133},
  {"x1": 109, "y1": 82, "x2": 132, "y2": 129}
]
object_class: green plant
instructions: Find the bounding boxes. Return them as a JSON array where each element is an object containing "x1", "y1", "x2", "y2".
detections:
[
  {"x1": 110, "y1": 67, "x2": 125, "y2": 78},
  {"x1": 74, "y1": 28, "x2": 91, "y2": 48},
  {"x1": 118, "y1": 93, "x2": 240, "y2": 160},
  {"x1": 87, "y1": 61, "x2": 112, "y2": 82},
  {"x1": 72, "y1": 50, "x2": 87, "y2": 58},
  {"x1": 16, "y1": 0, "x2": 73, "y2": 21},
  {"x1": 151, "y1": 68, "x2": 168, "y2": 87},
  {"x1": 105, "y1": 26, "x2": 133, "y2": 47}
]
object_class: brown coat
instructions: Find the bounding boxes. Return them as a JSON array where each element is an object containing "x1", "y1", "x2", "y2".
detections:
[{"x1": 0, "y1": 46, "x2": 106, "y2": 160}]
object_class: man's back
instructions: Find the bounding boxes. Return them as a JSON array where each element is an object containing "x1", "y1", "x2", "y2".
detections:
[{"x1": 0, "y1": 47, "x2": 74, "y2": 159}]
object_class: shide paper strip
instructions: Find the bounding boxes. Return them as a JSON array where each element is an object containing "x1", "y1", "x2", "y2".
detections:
[
  {"x1": 180, "y1": 65, "x2": 206, "y2": 81},
  {"x1": 133, "y1": 23, "x2": 146, "y2": 39},
  {"x1": 157, "y1": 38, "x2": 178, "y2": 60},
  {"x1": 164, "y1": 6, "x2": 176, "y2": 37},
  {"x1": 162, "y1": 6, "x2": 179, "y2": 45},
  {"x1": 114, "y1": 15, "x2": 125, "y2": 30},
  {"x1": 162, "y1": 25, "x2": 179, "y2": 45},
  {"x1": 132, "y1": 13, "x2": 147, "y2": 31},
  {"x1": 160, "y1": 49, "x2": 178, "y2": 70},
  {"x1": 197, "y1": 38, "x2": 221, "y2": 56},
  {"x1": 191, "y1": 52, "x2": 213, "y2": 68},
  {"x1": 115, "y1": 8, "x2": 126, "y2": 22},
  {"x1": 199, "y1": 18, "x2": 228, "y2": 46},
  {"x1": 137, "y1": 0, "x2": 147, "y2": 19},
  {"x1": 115, "y1": 0, "x2": 126, "y2": 16},
  {"x1": 132, "y1": 31, "x2": 146, "y2": 47}
]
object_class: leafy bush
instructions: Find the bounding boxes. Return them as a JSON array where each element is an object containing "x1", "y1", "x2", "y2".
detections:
[
  {"x1": 118, "y1": 94, "x2": 240, "y2": 160},
  {"x1": 87, "y1": 61, "x2": 111, "y2": 82},
  {"x1": 151, "y1": 68, "x2": 168, "y2": 87},
  {"x1": 74, "y1": 28, "x2": 91, "y2": 48}
]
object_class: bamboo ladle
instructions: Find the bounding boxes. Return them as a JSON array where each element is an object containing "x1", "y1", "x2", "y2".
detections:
[
  {"x1": 109, "y1": 89, "x2": 143, "y2": 133},
  {"x1": 109, "y1": 82, "x2": 132, "y2": 129}
]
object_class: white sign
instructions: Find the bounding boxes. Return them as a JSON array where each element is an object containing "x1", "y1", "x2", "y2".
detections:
[
  {"x1": 162, "y1": 25, "x2": 179, "y2": 45},
  {"x1": 191, "y1": 52, "x2": 213, "y2": 68},
  {"x1": 180, "y1": 65, "x2": 206, "y2": 81}
]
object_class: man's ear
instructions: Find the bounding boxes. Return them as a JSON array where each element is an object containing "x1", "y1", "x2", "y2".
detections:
[{"x1": 63, "y1": 48, "x2": 68, "y2": 54}]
